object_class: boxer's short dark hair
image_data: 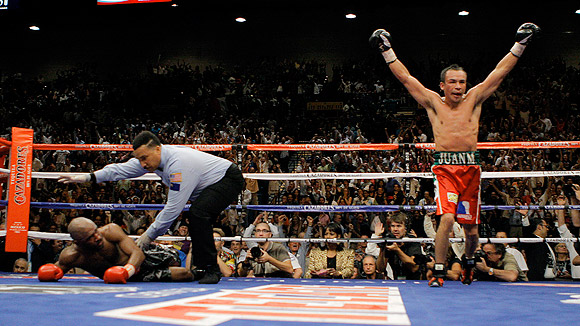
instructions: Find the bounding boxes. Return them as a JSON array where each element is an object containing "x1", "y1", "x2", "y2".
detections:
[{"x1": 440, "y1": 64, "x2": 466, "y2": 83}]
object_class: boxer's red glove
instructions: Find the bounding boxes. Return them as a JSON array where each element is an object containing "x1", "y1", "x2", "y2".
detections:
[
  {"x1": 103, "y1": 264, "x2": 136, "y2": 284},
  {"x1": 38, "y1": 264, "x2": 64, "y2": 282}
]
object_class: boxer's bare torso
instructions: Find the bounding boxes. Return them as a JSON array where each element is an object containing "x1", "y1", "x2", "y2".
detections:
[
  {"x1": 428, "y1": 95, "x2": 481, "y2": 152},
  {"x1": 58, "y1": 225, "x2": 130, "y2": 278}
]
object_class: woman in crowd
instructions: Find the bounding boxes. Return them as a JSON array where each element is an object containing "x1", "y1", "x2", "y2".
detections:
[{"x1": 306, "y1": 223, "x2": 355, "y2": 279}]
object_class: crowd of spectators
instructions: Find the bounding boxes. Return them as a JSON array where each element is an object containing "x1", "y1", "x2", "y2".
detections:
[{"x1": 1, "y1": 54, "x2": 580, "y2": 282}]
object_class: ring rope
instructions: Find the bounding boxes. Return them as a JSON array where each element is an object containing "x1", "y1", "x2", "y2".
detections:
[
  {"x1": 0, "y1": 200, "x2": 577, "y2": 212},
  {"x1": 2, "y1": 139, "x2": 578, "y2": 249},
  {"x1": 1, "y1": 230, "x2": 575, "y2": 245},
  {"x1": 1, "y1": 168, "x2": 579, "y2": 181},
  {"x1": 2, "y1": 140, "x2": 580, "y2": 151}
]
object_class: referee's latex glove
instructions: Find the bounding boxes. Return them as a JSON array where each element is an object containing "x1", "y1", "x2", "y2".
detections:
[
  {"x1": 57, "y1": 174, "x2": 90, "y2": 184},
  {"x1": 135, "y1": 233, "x2": 154, "y2": 249}
]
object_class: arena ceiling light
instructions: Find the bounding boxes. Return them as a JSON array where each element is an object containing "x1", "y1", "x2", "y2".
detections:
[
  {"x1": 345, "y1": 13, "x2": 357, "y2": 19},
  {"x1": 458, "y1": 10, "x2": 469, "y2": 16},
  {"x1": 235, "y1": 17, "x2": 246, "y2": 23},
  {"x1": 29, "y1": 26, "x2": 40, "y2": 31},
  {"x1": 576, "y1": 9, "x2": 580, "y2": 14}
]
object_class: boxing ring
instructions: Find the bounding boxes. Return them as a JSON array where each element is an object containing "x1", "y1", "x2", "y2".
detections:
[
  {"x1": 1, "y1": 274, "x2": 579, "y2": 326},
  {"x1": 1, "y1": 133, "x2": 580, "y2": 325}
]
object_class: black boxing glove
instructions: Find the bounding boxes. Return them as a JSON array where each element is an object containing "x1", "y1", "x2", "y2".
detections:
[
  {"x1": 510, "y1": 23, "x2": 540, "y2": 58},
  {"x1": 369, "y1": 29, "x2": 397, "y2": 64}
]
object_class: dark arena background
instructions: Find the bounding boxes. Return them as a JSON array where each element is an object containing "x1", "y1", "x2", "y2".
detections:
[
  {"x1": 1, "y1": 0, "x2": 580, "y2": 77},
  {"x1": 1, "y1": 1, "x2": 580, "y2": 326}
]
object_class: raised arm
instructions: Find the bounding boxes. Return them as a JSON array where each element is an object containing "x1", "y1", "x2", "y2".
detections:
[
  {"x1": 540, "y1": 177, "x2": 554, "y2": 206},
  {"x1": 423, "y1": 212, "x2": 437, "y2": 239},
  {"x1": 490, "y1": 180, "x2": 508, "y2": 199},
  {"x1": 469, "y1": 23, "x2": 540, "y2": 104},
  {"x1": 571, "y1": 184, "x2": 580, "y2": 227},
  {"x1": 298, "y1": 217, "x2": 314, "y2": 259},
  {"x1": 555, "y1": 195, "x2": 580, "y2": 271},
  {"x1": 555, "y1": 195, "x2": 568, "y2": 228},
  {"x1": 369, "y1": 29, "x2": 440, "y2": 110}
]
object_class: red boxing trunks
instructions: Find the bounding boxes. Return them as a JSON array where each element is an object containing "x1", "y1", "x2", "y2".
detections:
[{"x1": 432, "y1": 151, "x2": 481, "y2": 224}]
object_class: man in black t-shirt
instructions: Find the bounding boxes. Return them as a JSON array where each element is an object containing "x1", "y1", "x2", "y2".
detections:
[{"x1": 377, "y1": 213, "x2": 422, "y2": 280}]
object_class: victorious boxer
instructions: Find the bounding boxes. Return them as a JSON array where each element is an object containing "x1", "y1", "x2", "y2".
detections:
[
  {"x1": 38, "y1": 217, "x2": 193, "y2": 283},
  {"x1": 370, "y1": 23, "x2": 540, "y2": 287}
]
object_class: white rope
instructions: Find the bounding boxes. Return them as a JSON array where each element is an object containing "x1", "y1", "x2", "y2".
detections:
[
  {"x1": 2, "y1": 168, "x2": 579, "y2": 181},
  {"x1": 248, "y1": 171, "x2": 580, "y2": 180},
  {"x1": 2, "y1": 231, "x2": 575, "y2": 244}
]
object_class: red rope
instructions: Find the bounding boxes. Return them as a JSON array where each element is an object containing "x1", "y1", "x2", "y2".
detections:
[{"x1": 27, "y1": 141, "x2": 580, "y2": 151}]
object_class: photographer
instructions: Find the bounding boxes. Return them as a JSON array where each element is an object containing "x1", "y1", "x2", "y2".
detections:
[
  {"x1": 237, "y1": 222, "x2": 293, "y2": 278},
  {"x1": 425, "y1": 248, "x2": 462, "y2": 282},
  {"x1": 375, "y1": 213, "x2": 423, "y2": 280},
  {"x1": 243, "y1": 212, "x2": 282, "y2": 249},
  {"x1": 474, "y1": 243, "x2": 528, "y2": 282}
]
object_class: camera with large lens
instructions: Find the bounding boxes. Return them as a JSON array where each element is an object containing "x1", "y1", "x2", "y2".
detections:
[
  {"x1": 250, "y1": 246, "x2": 263, "y2": 259},
  {"x1": 413, "y1": 253, "x2": 429, "y2": 265},
  {"x1": 378, "y1": 232, "x2": 396, "y2": 249},
  {"x1": 474, "y1": 249, "x2": 486, "y2": 263}
]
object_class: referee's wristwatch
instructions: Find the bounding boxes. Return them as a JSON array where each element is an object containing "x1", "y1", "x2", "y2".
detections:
[{"x1": 488, "y1": 268, "x2": 495, "y2": 276}]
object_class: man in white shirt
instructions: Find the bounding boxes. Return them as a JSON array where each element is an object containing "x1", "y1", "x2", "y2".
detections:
[{"x1": 494, "y1": 231, "x2": 528, "y2": 274}]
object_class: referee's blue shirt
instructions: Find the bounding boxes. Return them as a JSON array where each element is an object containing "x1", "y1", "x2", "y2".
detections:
[{"x1": 94, "y1": 145, "x2": 232, "y2": 239}]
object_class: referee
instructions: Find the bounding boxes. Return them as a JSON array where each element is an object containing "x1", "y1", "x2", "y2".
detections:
[{"x1": 59, "y1": 131, "x2": 245, "y2": 284}]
